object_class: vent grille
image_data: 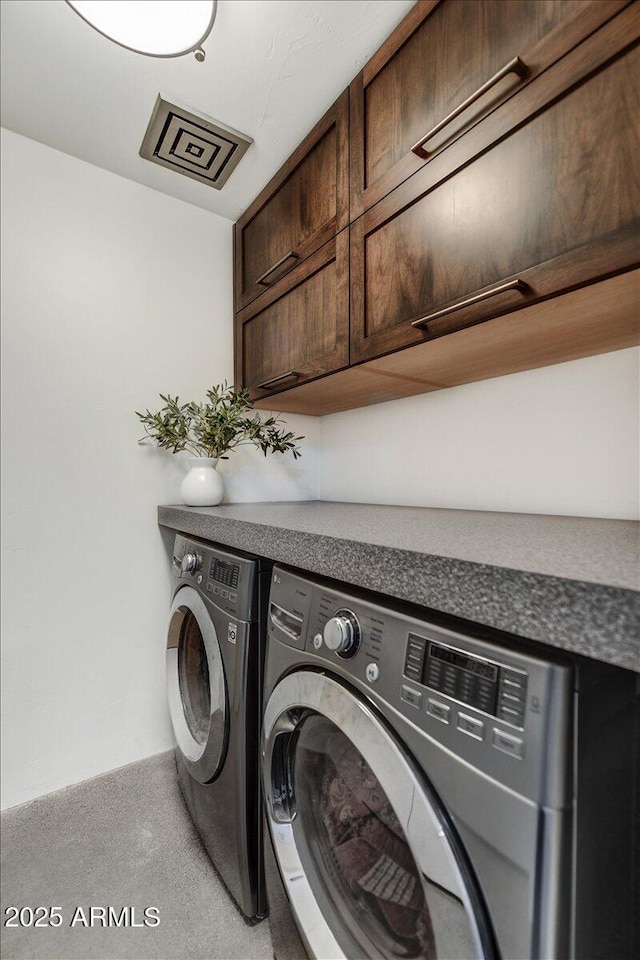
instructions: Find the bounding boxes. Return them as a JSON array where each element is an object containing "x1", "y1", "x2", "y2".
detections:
[{"x1": 140, "y1": 95, "x2": 252, "y2": 190}]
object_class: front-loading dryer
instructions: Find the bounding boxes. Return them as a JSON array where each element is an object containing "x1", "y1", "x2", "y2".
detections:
[
  {"x1": 167, "y1": 533, "x2": 270, "y2": 922},
  {"x1": 262, "y1": 566, "x2": 638, "y2": 959}
]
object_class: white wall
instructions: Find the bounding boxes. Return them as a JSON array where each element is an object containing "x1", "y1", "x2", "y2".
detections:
[
  {"x1": 319, "y1": 348, "x2": 640, "y2": 520},
  {"x1": 2, "y1": 128, "x2": 637, "y2": 812},
  {"x1": 0, "y1": 129, "x2": 317, "y2": 810}
]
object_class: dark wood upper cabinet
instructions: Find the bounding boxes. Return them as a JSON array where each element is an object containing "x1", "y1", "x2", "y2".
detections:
[
  {"x1": 350, "y1": 6, "x2": 640, "y2": 364},
  {"x1": 350, "y1": 0, "x2": 631, "y2": 219},
  {"x1": 234, "y1": 90, "x2": 349, "y2": 312},
  {"x1": 235, "y1": 231, "x2": 349, "y2": 401},
  {"x1": 235, "y1": 1, "x2": 640, "y2": 415}
]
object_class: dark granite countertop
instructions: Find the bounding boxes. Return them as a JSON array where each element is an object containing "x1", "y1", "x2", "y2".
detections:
[{"x1": 158, "y1": 502, "x2": 640, "y2": 673}]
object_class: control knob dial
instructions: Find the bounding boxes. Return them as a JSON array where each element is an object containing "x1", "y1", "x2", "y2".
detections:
[
  {"x1": 323, "y1": 609, "x2": 360, "y2": 658},
  {"x1": 181, "y1": 552, "x2": 200, "y2": 574}
]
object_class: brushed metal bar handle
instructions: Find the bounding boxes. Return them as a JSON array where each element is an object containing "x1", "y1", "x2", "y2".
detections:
[
  {"x1": 256, "y1": 250, "x2": 300, "y2": 286},
  {"x1": 257, "y1": 370, "x2": 300, "y2": 390},
  {"x1": 411, "y1": 57, "x2": 529, "y2": 159},
  {"x1": 411, "y1": 279, "x2": 528, "y2": 329}
]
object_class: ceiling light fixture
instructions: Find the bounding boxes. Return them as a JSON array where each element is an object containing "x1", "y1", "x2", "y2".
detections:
[{"x1": 65, "y1": 1, "x2": 218, "y2": 62}]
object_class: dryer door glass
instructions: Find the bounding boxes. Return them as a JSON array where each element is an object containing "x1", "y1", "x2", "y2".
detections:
[
  {"x1": 167, "y1": 586, "x2": 228, "y2": 784},
  {"x1": 263, "y1": 672, "x2": 493, "y2": 960}
]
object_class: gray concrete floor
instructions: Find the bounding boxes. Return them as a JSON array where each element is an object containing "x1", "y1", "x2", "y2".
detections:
[{"x1": 0, "y1": 752, "x2": 274, "y2": 960}]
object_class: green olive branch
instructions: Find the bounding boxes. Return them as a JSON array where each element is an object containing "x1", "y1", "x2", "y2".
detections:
[{"x1": 136, "y1": 383, "x2": 303, "y2": 461}]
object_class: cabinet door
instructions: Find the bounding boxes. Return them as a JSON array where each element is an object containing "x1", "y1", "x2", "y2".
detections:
[
  {"x1": 350, "y1": 0, "x2": 630, "y2": 218},
  {"x1": 350, "y1": 9, "x2": 640, "y2": 364},
  {"x1": 235, "y1": 231, "x2": 349, "y2": 401},
  {"x1": 235, "y1": 90, "x2": 349, "y2": 312}
]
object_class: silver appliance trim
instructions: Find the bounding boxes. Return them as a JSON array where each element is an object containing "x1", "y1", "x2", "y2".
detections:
[
  {"x1": 167, "y1": 586, "x2": 226, "y2": 784},
  {"x1": 263, "y1": 670, "x2": 488, "y2": 960}
]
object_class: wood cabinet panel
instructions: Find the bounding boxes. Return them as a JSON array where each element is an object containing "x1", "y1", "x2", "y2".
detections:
[
  {"x1": 350, "y1": 0, "x2": 630, "y2": 217},
  {"x1": 351, "y1": 18, "x2": 640, "y2": 363},
  {"x1": 253, "y1": 270, "x2": 640, "y2": 416},
  {"x1": 237, "y1": 2, "x2": 639, "y2": 417},
  {"x1": 235, "y1": 90, "x2": 349, "y2": 311},
  {"x1": 236, "y1": 231, "x2": 349, "y2": 401}
]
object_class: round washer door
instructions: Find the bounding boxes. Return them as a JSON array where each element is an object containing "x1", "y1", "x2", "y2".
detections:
[
  {"x1": 263, "y1": 671, "x2": 495, "y2": 960},
  {"x1": 167, "y1": 586, "x2": 228, "y2": 784}
]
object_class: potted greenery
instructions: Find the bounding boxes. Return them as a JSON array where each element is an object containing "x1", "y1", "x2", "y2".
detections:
[{"x1": 136, "y1": 382, "x2": 303, "y2": 505}]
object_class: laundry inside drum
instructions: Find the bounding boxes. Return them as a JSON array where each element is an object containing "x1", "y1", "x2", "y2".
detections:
[{"x1": 293, "y1": 716, "x2": 437, "y2": 959}]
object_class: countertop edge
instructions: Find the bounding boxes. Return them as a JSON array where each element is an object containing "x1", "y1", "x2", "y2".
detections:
[{"x1": 158, "y1": 505, "x2": 640, "y2": 673}]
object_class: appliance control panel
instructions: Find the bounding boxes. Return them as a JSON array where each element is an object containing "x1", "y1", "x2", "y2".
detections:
[
  {"x1": 209, "y1": 556, "x2": 240, "y2": 594},
  {"x1": 405, "y1": 634, "x2": 528, "y2": 729},
  {"x1": 267, "y1": 565, "x2": 573, "y2": 807},
  {"x1": 172, "y1": 534, "x2": 257, "y2": 619}
]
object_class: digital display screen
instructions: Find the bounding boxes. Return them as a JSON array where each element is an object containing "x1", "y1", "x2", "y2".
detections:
[
  {"x1": 430, "y1": 644, "x2": 498, "y2": 681},
  {"x1": 209, "y1": 558, "x2": 239, "y2": 588}
]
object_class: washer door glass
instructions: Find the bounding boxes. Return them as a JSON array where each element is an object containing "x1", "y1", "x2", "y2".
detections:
[
  {"x1": 167, "y1": 586, "x2": 227, "y2": 784},
  {"x1": 296, "y1": 714, "x2": 438, "y2": 958},
  {"x1": 178, "y1": 608, "x2": 211, "y2": 744},
  {"x1": 263, "y1": 672, "x2": 494, "y2": 960}
]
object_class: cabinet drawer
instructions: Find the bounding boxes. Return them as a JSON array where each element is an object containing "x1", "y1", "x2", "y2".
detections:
[
  {"x1": 236, "y1": 231, "x2": 349, "y2": 400},
  {"x1": 234, "y1": 90, "x2": 349, "y2": 312},
  {"x1": 350, "y1": 0, "x2": 630, "y2": 218},
  {"x1": 351, "y1": 12, "x2": 640, "y2": 363}
]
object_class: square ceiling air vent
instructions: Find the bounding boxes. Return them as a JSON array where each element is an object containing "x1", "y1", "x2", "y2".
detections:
[{"x1": 140, "y1": 95, "x2": 252, "y2": 190}]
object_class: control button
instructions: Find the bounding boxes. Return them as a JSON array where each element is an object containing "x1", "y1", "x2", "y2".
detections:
[
  {"x1": 404, "y1": 634, "x2": 427, "y2": 681},
  {"x1": 405, "y1": 653, "x2": 423, "y2": 665},
  {"x1": 404, "y1": 664, "x2": 422, "y2": 681},
  {"x1": 492, "y1": 729, "x2": 525, "y2": 759},
  {"x1": 221, "y1": 588, "x2": 229, "y2": 599},
  {"x1": 196, "y1": 574, "x2": 203, "y2": 585},
  {"x1": 500, "y1": 692, "x2": 524, "y2": 707},
  {"x1": 500, "y1": 668, "x2": 528, "y2": 710},
  {"x1": 401, "y1": 685, "x2": 422, "y2": 709},
  {"x1": 213, "y1": 585, "x2": 221, "y2": 596},
  {"x1": 499, "y1": 705, "x2": 524, "y2": 724},
  {"x1": 427, "y1": 698, "x2": 451, "y2": 724},
  {"x1": 457, "y1": 713, "x2": 485, "y2": 741},
  {"x1": 206, "y1": 582, "x2": 214, "y2": 594},
  {"x1": 366, "y1": 663, "x2": 380, "y2": 683},
  {"x1": 502, "y1": 667, "x2": 527, "y2": 683},
  {"x1": 229, "y1": 591, "x2": 238, "y2": 603},
  {"x1": 313, "y1": 633, "x2": 323, "y2": 650},
  {"x1": 499, "y1": 693, "x2": 523, "y2": 707},
  {"x1": 501, "y1": 692, "x2": 522, "y2": 704}
]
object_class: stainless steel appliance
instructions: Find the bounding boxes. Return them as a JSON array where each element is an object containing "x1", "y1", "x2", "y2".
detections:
[
  {"x1": 262, "y1": 565, "x2": 638, "y2": 959},
  {"x1": 167, "y1": 534, "x2": 270, "y2": 921}
]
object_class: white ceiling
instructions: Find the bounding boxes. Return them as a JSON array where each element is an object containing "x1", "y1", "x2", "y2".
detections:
[{"x1": 0, "y1": 0, "x2": 415, "y2": 222}]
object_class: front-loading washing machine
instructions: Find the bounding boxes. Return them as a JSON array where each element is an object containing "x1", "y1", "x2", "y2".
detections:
[
  {"x1": 167, "y1": 533, "x2": 270, "y2": 922},
  {"x1": 262, "y1": 565, "x2": 638, "y2": 959}
]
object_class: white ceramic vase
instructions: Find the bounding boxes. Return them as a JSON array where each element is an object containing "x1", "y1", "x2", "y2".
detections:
[{"x1": 180, "y1": 457, "x2": 224, "y2": 506}]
